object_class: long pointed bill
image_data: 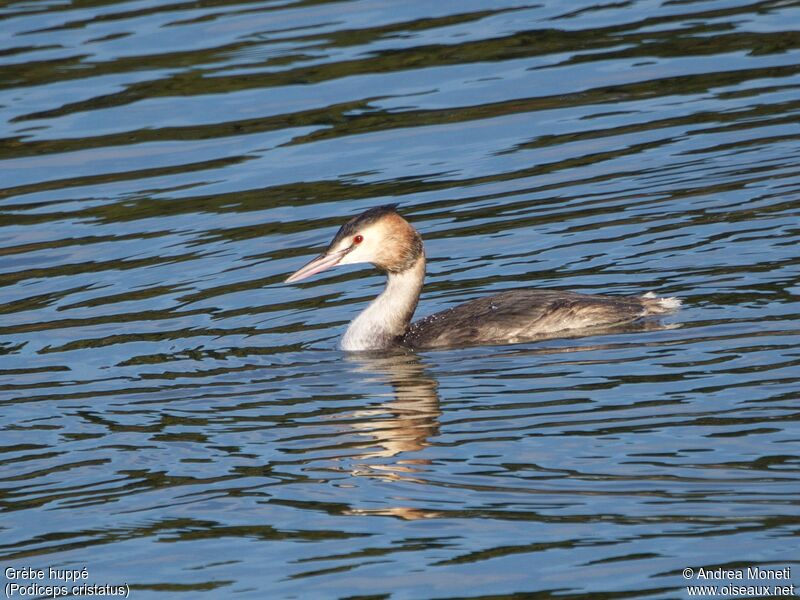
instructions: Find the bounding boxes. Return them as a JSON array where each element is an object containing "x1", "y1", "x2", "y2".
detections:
[{"x1": 285, "y1": 249, "x2": 348, "y2": 283}]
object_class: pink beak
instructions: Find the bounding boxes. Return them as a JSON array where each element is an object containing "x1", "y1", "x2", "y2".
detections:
[{"x1": 285, "y1": 249, "x2": 348, "y2": 283}]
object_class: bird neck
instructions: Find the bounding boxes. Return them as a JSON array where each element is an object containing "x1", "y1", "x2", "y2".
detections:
[{"x1": 341, "y1": 254, "x2": 425, "y2": 351}]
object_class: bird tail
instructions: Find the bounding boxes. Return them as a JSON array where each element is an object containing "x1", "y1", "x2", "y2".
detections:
[{"x1": 640, "y1": 291, "x2": 682, "y2": 315}]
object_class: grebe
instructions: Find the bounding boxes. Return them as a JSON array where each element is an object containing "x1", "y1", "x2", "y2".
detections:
[{"x1": 285, "y1": 205, "x2": 681, "y2": 351}]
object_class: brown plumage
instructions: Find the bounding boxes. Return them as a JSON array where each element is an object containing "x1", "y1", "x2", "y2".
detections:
[
  {"x1": 285, "y1": 205, "x2": 681, "y2": 352},
  {"x1": 401, "y1": 289, "x2": 676, "y2": 349}
]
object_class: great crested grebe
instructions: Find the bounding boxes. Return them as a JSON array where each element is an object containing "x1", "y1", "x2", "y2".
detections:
[{"x1": 285, "y1": 205, "x2": 681, "y2": 351}]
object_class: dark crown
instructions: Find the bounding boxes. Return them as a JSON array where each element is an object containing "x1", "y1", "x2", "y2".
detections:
[{"x1": 326, "y1": 204, "x2": 400, "y2": 251}]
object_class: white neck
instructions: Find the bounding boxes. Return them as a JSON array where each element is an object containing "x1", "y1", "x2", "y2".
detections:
[{"x1": 341, "y1": 255, "x2": 425, "y2": 351}]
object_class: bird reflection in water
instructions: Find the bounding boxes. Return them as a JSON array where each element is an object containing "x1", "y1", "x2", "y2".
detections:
[
  {"x1": 341, "y1": 351, "x2": 442, "y2": 520},
  {"x1": 332, "y1": 322, "x2": 680, "y2": 520}
]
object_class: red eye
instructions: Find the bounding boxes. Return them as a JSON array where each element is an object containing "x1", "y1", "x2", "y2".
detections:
[{"x1": 353, "y1": 234, "x2": 363, "y2": 244}]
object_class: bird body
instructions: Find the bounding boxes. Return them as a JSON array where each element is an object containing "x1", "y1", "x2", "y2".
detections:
[
  {"x1": 401, "y1": 288, "x2": 679, "y2": 349},
  {"x1": 285, "y1": 205, "x2": 680, "y2": 351}
]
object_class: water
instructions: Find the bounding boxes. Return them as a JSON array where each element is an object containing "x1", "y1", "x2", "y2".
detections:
[{"x1": 2, "y1": 0, "x2": 799, "y2": 598}]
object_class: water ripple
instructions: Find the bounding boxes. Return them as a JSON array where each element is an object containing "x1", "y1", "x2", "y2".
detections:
[{"x1": 2, "y1": 0, "x2": 800, "y2": 597}]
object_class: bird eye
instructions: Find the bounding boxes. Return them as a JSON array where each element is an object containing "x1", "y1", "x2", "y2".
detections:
[{"x1": 353, "y1": 234, "x2": 363, "y2": 244}]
